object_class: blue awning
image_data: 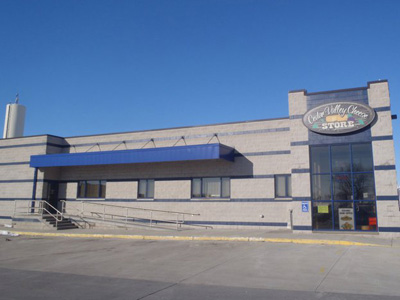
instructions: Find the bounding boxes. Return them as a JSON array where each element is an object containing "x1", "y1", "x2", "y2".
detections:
[{"x1": 30, "y1": 143, "x2": 235, "y2": 168}]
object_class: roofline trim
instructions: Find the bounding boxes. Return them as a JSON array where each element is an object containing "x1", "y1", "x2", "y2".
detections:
[
  {"x1": 306, "y1": 86, "x2": 367, "y2": 96},
  {"x1": 291, "y1": 79, "x2": 389, "y2": 97},
  {"x1": 0, "y1": 134, "x2": 65, "y2": 141},
  {"x1": 63, "y1": 116, "x2": 289, "y2": 140}
]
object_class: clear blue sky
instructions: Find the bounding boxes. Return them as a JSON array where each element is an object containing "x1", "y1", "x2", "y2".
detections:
[{"x1": 0, "y1": 0, "x2": 399, "y2": 182}]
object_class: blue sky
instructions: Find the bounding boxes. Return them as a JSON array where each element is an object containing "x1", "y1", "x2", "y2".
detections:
[{"x1": 0, "y1": 0, "x2": 399, "y2": 182}]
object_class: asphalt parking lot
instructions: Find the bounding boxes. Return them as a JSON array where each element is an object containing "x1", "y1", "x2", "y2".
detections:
[{"x1": 1, "y1": 234, "x2": 400, "y2": 300}]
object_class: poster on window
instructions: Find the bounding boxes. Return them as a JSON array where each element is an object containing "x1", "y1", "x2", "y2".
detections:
[{"x1": 338, "y1": 208, "x2": 354, "y2": 230}]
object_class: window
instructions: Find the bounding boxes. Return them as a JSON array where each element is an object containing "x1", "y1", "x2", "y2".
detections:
[
  {"x1": 310, "y1": 147, "x2": 330, "y2": 173},
  {"x1": 310, "y1": 143, "x2": 377, "y2": 231},
  {"x1": 77, "y1": 180, "x2": 106, "y2": 198},
  {"x1": 138, "y1": 179, "x2": 154, "y2": 199},
  {"x1": 191, "y1": 177, "x2": 230, "y2": 198},
  {"x1": 275, "y1": 175, "x2": 292, "y2": 198},
  {"x1": 311, "y1": 174, "x2": 331, "y2": 200}
]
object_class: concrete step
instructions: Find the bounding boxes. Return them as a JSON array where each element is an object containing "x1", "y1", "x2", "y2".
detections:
[
  {"x1": 41, "y1": 214, "x2": 79, "y2": 230},
  {"x1": 56, "y1": 224, "x2": 79, "y2": 230}
]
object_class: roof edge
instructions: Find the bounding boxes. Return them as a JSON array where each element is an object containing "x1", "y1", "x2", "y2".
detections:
[
  {"x1": 62, "y1": 116, "x2": 289, "y2": 140},
  {"x1": 306, "y1": 86, "x2": 367, "y2": 96},
  {"x1": 0, "y1": 134, "x2": 65, "y2": 141}
]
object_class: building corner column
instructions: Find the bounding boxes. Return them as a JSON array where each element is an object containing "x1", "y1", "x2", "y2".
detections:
[
  {"x1": 288, "y1": 90, "x2": 312, "y2": 232},
  {"x1": 368, "y1": 80, "x2": 400, "y2": 233}
]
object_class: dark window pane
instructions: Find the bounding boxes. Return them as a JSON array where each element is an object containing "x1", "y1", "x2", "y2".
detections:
[
  {"x1": 192, "y1": 178, "x2": 201, "y2": 198},
  {"x1": 310, "y1": 146, "x2": 330, "y2": 174},
  {"x1": 202, "y1": 178, "x2": 221, "y2": 198},
  {"x1": 86, "y1": 181, "x2": 99, "y2": 198},
  {"x1": 147, "y1": 180, "x2": 154, "y2": 198},
  {"x1": 334, "y1": 202, "x2": 354, "y2": 231},
  {"x1": 312, "y1": 202, "x2": 332, "y2": 230},
  {"x1": 355, "y1": 201, "x2": 377, "y2": 231},
  {"x1": 77, "y1": 181, "x2": 86, "y2": 198},
  {"x1": 221, "y1": 177, "x2": 230, "y2": 198},
  {"x1": 100, "y1": 181, "x2": 106, "y2": 198},
  {"x1": 138, "y1": 180, "x2": 147, "y2": 198},
  {"x1": 275, "y1": 175, "x2": 286, "y2": 197},
  {"x1": 332, "y1": 145, "x2": 351, "y2": 173},
  {"x1": 287, "y1": 175, "x2": 292, "y2": 197},
  {"x1": 312, "y1": 175, "x2": 331, "y2": 200},
  {"x1": 353, "y1": 174, "x2": 375, "y2": 200},
  {"x1": 333, "y1": 174, "x2": 352, "y2": 200},
  {"x1": 352, "y1": 144, "x2": 373, "y2": 172},
  {"x1": 138, "y1": 179, "x2": 154, "y2": 198}
]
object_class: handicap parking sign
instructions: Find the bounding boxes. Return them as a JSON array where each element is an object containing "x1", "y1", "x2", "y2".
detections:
[{"x1": 302, "y1": 202, "x2": 309, "y2": 212}]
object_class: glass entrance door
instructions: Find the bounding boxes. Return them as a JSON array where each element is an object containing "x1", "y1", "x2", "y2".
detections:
[{"x1": 310, "y1": 143, "x2": 377, "y2": 231}]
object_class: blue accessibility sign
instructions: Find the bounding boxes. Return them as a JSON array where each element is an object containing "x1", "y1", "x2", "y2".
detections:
[{"x1": 302, "y1": 202, "x2": 309, "y2": 213}]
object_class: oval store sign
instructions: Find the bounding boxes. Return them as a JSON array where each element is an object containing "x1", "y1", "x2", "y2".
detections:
[{"x1": 302, "y1": 102, "x2": 376, "y2": 135}]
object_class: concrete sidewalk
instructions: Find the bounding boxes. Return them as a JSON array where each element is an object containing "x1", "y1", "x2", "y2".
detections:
[{"x1": 4, "y1": 225, "x2": 400, "y2": 247}]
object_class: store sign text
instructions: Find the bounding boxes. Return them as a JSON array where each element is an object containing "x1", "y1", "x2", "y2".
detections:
[{"x1": 302, "y1": 102, "x2": 376, "y2": 134}]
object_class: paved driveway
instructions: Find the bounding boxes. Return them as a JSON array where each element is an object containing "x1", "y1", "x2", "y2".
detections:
[{"x1": 0, "y1": 235, "x2": 399, "y2": 299}]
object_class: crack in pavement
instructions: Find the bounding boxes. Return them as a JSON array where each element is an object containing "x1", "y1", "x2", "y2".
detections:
[{"x1": 314, "y1": 246, "x2": 350, "y2": 292}]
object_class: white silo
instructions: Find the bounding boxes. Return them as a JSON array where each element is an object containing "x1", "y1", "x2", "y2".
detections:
[{"x1": 3, "y1": 94, "x2": 26, "y2": 139}]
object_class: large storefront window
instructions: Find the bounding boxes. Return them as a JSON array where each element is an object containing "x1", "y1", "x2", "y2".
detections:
[{"x1": 310, "y1": 143, "x2": 377, "y2": 231}]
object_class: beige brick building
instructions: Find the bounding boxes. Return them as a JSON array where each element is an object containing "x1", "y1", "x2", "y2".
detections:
[{"x1": 0, "y1": 80, "x2": 399, "y2": 234}]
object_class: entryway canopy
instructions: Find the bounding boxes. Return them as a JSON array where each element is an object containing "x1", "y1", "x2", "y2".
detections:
[{"x1": 30, "y1": 143, "x2": 235, "y2": 168}]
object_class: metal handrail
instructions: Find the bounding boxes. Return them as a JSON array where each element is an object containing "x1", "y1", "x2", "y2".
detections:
[
  {"x1": 66, "y1": 200, "x2": 187, "y2": 230},
  {"x1": 57, "y1": 203, "x2": 95, "y2": 229},
  {"x1": 13, "y1": 200, "x2": 64, "y2": 228},
  {"x1": 38, "y1": 200, "x2": 63, "y2": 218},
  {"x1": 59, "y1": 200, "x2": 212, "y2": 230},
  {"x1": 89, "y1": 211, "x2": 185, "y2": 224},
  {"x1": 62, "y1": 200, "x2": 199, "y2": 216},
  {"x1": 13, "y1": 200, "x2": 63, "y2": 219}
]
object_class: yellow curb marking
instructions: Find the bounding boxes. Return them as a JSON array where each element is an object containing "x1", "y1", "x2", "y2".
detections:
[{"x1": 7, "y1": 230, "x2": 383, "y2": 247}]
